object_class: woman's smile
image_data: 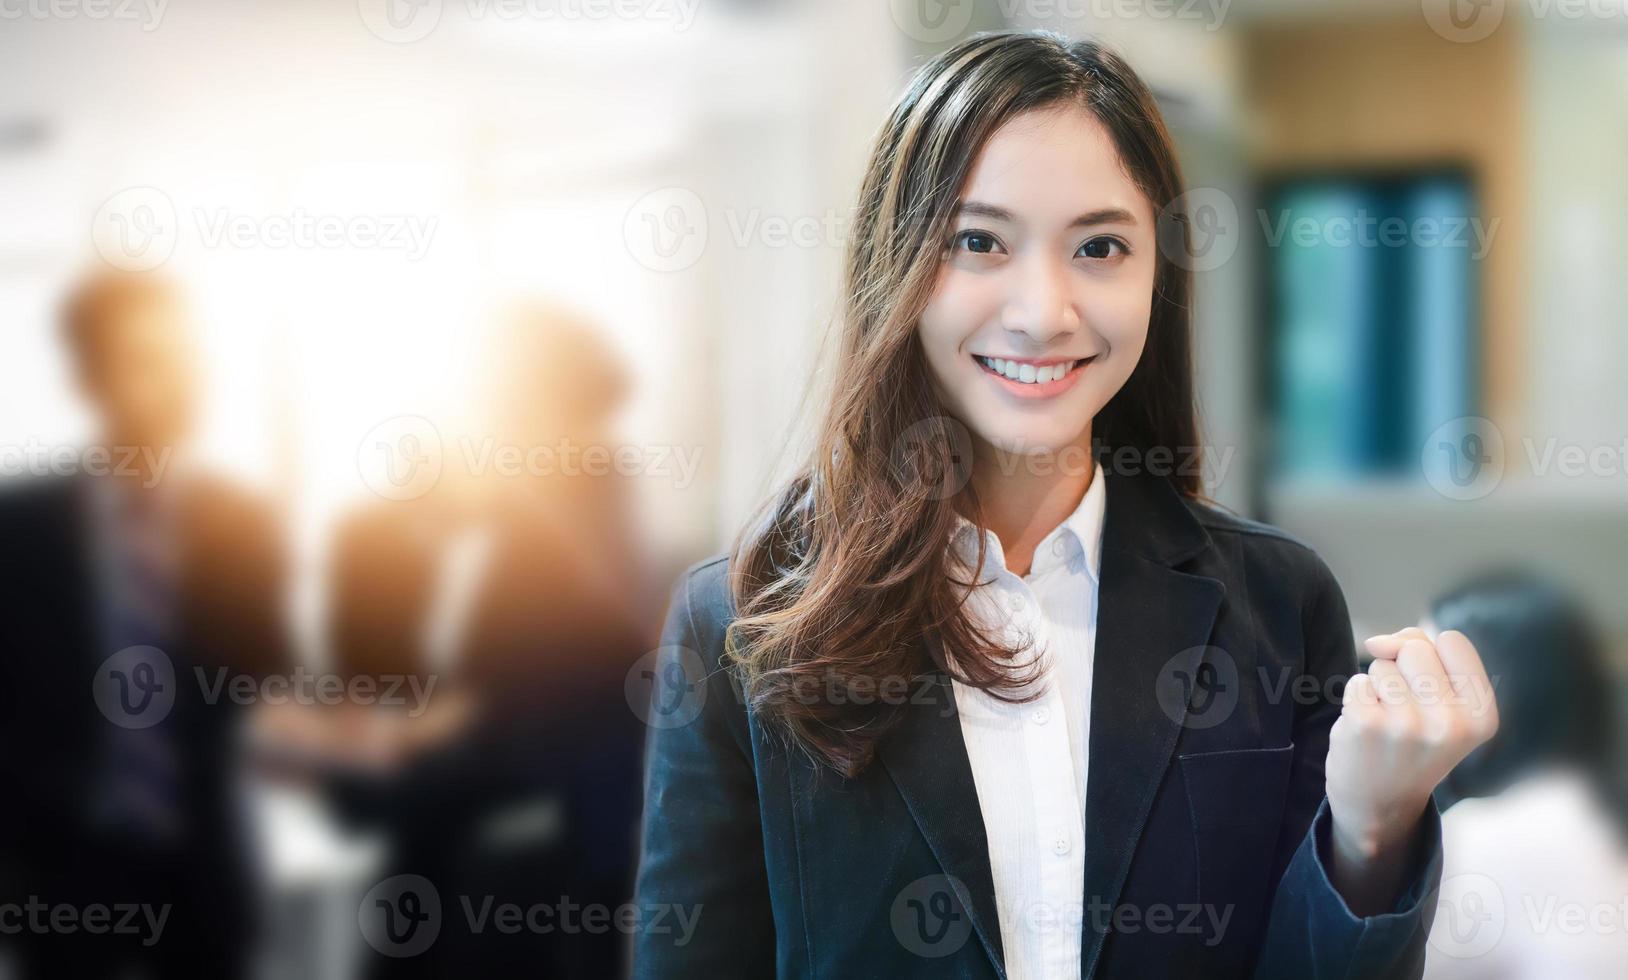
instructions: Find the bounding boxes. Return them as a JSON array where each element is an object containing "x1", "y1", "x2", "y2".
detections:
[{"x1": 971, "y1": 352, "x2": 1098, "y2": 399}]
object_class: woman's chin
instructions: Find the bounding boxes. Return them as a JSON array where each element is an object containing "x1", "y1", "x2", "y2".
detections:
[{"x1": 974, "y1": 426, "x2": 1093, "y2": 463}]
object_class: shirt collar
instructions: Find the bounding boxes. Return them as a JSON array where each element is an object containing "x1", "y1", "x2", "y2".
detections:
[{"x1": 949, "y1": 460, "x2": 1107, "y2": 582}]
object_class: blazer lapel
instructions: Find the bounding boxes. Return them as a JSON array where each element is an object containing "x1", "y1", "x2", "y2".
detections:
[
  {"x1": 1081, "y1": 469, "x2": 1224, "y2": 978},
  {"x1": 879, "y1": 663, "x2": 1007, "y2": 979}
]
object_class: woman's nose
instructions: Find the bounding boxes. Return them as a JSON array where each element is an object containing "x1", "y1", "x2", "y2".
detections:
[{"x1": 998, "y1": 254, "x2": 1080, "y2": 342}]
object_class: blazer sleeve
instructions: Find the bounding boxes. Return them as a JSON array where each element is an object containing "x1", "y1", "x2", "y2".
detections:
[
  {"x1": 1251, "y1": 551, "x2": 1445, "y2": 980},
  {"x1": 632, "y1": 560, "x2": 776, "y2": 978}
]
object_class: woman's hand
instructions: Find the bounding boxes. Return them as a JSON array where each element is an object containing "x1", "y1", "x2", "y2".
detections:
[{"x1": 1324, "y1": 627, "x2": 1500, "y2": 914}]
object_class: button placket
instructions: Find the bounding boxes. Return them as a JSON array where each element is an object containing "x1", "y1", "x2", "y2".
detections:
[{"x1": 947, "y1": 475, "x2": 1100, "y2": 980}]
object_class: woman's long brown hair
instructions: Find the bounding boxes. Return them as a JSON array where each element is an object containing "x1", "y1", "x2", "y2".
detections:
[{"x1": 727, "y1": 30, "x2": 1202, "y2": 778}]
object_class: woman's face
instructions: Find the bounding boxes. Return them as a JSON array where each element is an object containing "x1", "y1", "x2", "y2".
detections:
[{"x1": 916, "y1": 104, "x2": 1158, "y2": 459}]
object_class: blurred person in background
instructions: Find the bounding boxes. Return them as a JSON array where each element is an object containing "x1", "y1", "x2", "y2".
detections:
[
  {"x1": 0, "y1": 268, "x2": 291, "y2": 978},
  {"x1": 1423, "y1": 571, "x2": 1627, "y2": 980},
  {"x1": 314, "y1": 301, "x2": 657, "y2": 978}
]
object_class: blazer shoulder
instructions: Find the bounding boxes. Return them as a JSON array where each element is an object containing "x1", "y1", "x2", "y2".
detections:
[
  {"x1": 674, "y1": 552, "x2": 733, "y2": 613},
  {"x1": 1184, "y1": 499, "x2": 1344, "y2": 596},
  {"x1": 1185, "y1": 499, "x2": 1312, "y2": 550},
  {"x1": 1187, "y1": 499, "x2": 1328, "y2": 562},
  {"x1": 667, "y1": 553, "x2": 738, "y2": 662},
  {"x1": 661, "y1": 554, "x2": 758, "y2": 752}
]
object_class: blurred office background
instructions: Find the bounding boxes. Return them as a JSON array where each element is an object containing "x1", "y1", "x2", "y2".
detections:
[{"x1": 0, "y1": 0, "x2": 1623, "y2": 977}]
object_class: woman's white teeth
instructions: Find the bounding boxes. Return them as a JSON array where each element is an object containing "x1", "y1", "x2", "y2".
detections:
[{"x1": 976, "y1": 355, "x2": 1081, "y2": 385}]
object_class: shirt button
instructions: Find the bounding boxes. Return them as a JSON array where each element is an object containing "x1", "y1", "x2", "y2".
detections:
[
  {"x1": 1052, "y1": 538, "x2": 1067, "y2": 557},
  {"x1": 1008, "y1": 593, "x2": 1025, "y2": 612},
  {"x1": 1053, "y1": 836, "x2": 1071, "y2": 857},
  {"x1": 1031, "y1": 706, "x2": 1051, "y2": 725}
]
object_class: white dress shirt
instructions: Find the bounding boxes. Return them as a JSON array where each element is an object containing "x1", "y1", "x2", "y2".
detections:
[{"x1": 950, "y1": 463, "x2": 1106, "y2": 980}]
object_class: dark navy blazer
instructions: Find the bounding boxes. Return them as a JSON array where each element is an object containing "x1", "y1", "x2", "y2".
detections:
[{"x1": 633, "y1": 468, "x2": 1442, "y2": 978}]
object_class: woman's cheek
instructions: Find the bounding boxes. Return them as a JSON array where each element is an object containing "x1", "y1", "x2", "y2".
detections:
[
  {"x1": 942, "y1": 271, "x2": 1004, "y2": 332},
  {"x1": 924, "y1": 276, "x2": 997, "y2": 360},
  {"x1": 1083, "y1": 281, "x2": 1152, "y2": 363}
]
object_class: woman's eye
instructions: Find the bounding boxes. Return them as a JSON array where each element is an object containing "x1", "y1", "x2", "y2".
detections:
[
  {"x1": 953, "y1": 231, "x2": 1003, "y2": 255},
  {"x1": 1079, "y1": 236, "x2": 1127, "y2": 260}
]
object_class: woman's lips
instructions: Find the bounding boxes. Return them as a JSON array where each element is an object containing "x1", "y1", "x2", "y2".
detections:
[{"x1": 972, "y1": 353, "x2": 1095, "y2": 399}]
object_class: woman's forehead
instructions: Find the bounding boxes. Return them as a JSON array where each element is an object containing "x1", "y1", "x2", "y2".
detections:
[{"x1": 958, "y1": 105, "x2": 1150, "y2": 228}]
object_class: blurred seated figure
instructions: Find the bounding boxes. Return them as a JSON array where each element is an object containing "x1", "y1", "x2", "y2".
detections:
[
  {"x1": 1422, "y1": 570, "x2": 1626, "y2": 980},
  {"x1": 316, "y1": 302, "x2": 658, "y2": 978},
  {"x1": 0, "y1": 269, "x2": 291, "y2": 979}
]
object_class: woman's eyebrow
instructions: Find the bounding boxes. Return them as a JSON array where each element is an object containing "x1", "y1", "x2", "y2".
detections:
[
  {"x1": 1066, "y1": 206, "x2": 1139, "y2": 228},
  {"x1": 956, "y1": 201, "x2": 1018, "y2": 222},
  {"x1": 956, "y1": 201, "x2": 1139, "y2": 228}
]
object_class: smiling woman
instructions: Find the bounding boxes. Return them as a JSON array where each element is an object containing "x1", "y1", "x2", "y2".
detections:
[{"x1": 633, "y1": 29, "x2": 1497, "y2": 980}]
